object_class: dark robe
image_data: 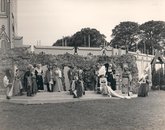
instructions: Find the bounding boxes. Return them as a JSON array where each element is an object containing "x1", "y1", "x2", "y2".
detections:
[
  {"x1": 73, "y1": 80, "x2": 84, "y2": 98},
  {"x1": 24, "y1": 71, "x2": 33, "y2": 96},
  {"x1": 35, "y1": 70, "x2": 44, "y2": 90},
  {"x1": 106, "y1": 71, "x2": 116, "y2": 91},
  {"x1": 44, "y1": 69, "x2": 55, "y2": 92}
]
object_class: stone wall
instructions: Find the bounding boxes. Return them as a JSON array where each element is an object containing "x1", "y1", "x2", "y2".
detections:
[
  {"x1": 33, "y1": 45, "x2": 127, "y2": 57},
  {"x1": 33, "y1": 45, "x2": 162, "y2": 78},
  {"x1": 33, "y1": 46, "x2": 74, "y2": 55}
]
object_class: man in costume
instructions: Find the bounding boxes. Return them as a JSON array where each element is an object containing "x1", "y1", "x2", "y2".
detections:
[{"x1": 121, "y1": 63, "x2": 132, "y2": 96}]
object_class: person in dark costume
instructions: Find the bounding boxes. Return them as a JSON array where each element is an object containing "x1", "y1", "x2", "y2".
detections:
[
  {"x1": 90, "y1": 66, "x2": 96, "y2": 91},
  {"x1": 106, "y1": 64, "x2": 116, "y2": 91},
  {"x1": 44, "y1": 65, "x2": 55, "y2": 92},
  {"x1": 31, "y1": 66, "x2": 38, "y2": 95},
  {"x1": 68, "y1": 65, "x2": 78, "y2": 94},
  {"x1": 72, "y1": 74, "x2": 85, "y2": 98},
  {"x1": 24, "y1": 64, "x2": 33, "y2": 96},
  {"x1": 35, "y1": 64, "x2": 44, "y2": 91}
]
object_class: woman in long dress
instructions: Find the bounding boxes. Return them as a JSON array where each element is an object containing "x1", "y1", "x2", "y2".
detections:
[
  {"x1": 106, "y1": 64, "x2": 116, "y2": 91},
  {"x1": 3, "y1": 69, "x2": 14, "y2": 99},
  {"x1": 35, "y1": 64, "x2": 44, "y2": 91},
  {"x1": 99, "y1": 75, "x2": 130, "y2": 99},
  {"x1": 53, "y1": 66, "x2": 63, "y2": 92},
  {"x1": 96, "y1": 64, "x2": 106, "y2": 93},
  {"x1": 138, "y1": 65, "x2": 151, "y2": 97},
  {"x1": 31, "y1": 66, "x2": 38, "y2": 95},
  {"x1": 122, "y1": 64, "x2": 132, "y2": 96},
  {"x1": 13, "y1": 69, "x2": 23, "y2": 96}
]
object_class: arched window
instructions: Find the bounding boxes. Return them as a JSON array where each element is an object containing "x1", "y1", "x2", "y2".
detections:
[
  {"x1": 1, "y1": 40, "x2": 7, "y2": 53},
  {"x1": 1, "y1": 0, "x2": 6, "y2": 12}
]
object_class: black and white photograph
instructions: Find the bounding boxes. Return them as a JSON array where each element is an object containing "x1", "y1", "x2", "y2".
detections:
[{"x1": 0, "y1": 0, "x2": 165, "y2": 130}]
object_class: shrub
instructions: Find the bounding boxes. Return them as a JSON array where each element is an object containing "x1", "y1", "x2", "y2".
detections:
[{"x1": 0, "y1": 48, "x2": 139, "y2": 91}]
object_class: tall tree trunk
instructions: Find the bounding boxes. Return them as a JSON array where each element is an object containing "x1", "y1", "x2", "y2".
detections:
[
  {"x1": 144, "y1": 42, "x2": 146, "y2": 54},
  {"x1": 88, "y1": 34, "x2": 90, "y2": 47}
]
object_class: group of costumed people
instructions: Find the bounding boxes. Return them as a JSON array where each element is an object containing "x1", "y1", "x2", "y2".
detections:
[
  {"x1": 3, "y1": 63, "x2": 63, "y2": 99},
  {"x1": 97, "y1": 63, "x2": 132, "y2": 99},
  {"x1": 3, "y1": 61, "x2": 152, "y2": 99}
]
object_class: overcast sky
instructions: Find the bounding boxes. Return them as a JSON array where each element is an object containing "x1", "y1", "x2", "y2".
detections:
[{"x1": 17, "y1": 0, "x2": 165, "y2": 46}]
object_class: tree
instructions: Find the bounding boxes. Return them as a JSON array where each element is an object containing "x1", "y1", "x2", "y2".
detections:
[
  {"x1": 53, "y1": 36, "x2": 71, "y2": 46},
  {"x1": 138, "y1": 20, "x2": 165, "y2": 55},
  {"x1": 110, "y1": 21, "x2": 139, "y2": 52},
  {"x1": 53, "y1": 28, "x2": 107, "y2": 47}
]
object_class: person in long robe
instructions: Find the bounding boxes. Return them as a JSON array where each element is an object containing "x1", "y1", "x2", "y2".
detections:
[
  {"x1": 71, "y1": 75, "x2": 85, "y2": 98},
  {"x1": 53, "y1": 65, "x2": 63, "y2": 92},
  {"x1": 138, "y1": 65, "x2": 151, "y2": 97},
  {"x1": 24, "y1": 64, "x2": 33, "y2": 96},
  {"x1": 44, "y1": 65, "x2": 55, "y2": 92},
  {"x1": 121, "y1": 64, "x2": 132, "y2": 96},
  {"x1": 67, "y1": 66, "x2": 74, "y2": 92},
  {"x1": 13, "y1": 69, "x2": 23, "y2": 96},
  {"x1": 35, "y1": 64, "x2": 44, "y2": 91},
  {"x1": 3, "y1": 69, "x2": 14, "y2": 99},
  {"x1": 96, "y1": 64, "x2": 106, "y2": 93},
  {"x1": 31, "y1": 66, "x2": 38, "y2": 95},
  {"x1": 68, "y1": 65, "x2": 78, "y2": 94},
  {"x1": 64, "y1": 66, "x2": 70, "y2": 91}
]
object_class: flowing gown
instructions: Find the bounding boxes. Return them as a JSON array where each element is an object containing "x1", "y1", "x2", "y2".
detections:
[
  {"x1": 13, "y1": 73, "x2": 23, "y2": 96},
  {"x1": 3, "y1": 76, "x2": 14, "y2": 98},
  {"x1": 35, "y1": 68, "x2": 44, "y2": 90},
  {"x1": 54, "y1": 69, "x2": 63, "y2": 92}
]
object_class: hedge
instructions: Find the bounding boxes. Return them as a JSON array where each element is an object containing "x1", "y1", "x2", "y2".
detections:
[{"x1": 0, "y1": 48, "x2": 139, "y2": 91}]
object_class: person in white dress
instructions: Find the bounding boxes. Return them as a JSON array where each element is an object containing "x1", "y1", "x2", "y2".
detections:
[
  {"x1": 53, "y1": 65, "x2": 63, "y2": 92},
  {"x1": 100, "y1": 75, "x2": 131, "y2": 99},
  {"x1": 3, "y1": 69, "x2": 14, "y2": 99}
]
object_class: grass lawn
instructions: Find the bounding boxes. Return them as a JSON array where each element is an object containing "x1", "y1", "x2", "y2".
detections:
[{"x1": 0, "y1": 91, "x2": 165, "y2": 130}]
